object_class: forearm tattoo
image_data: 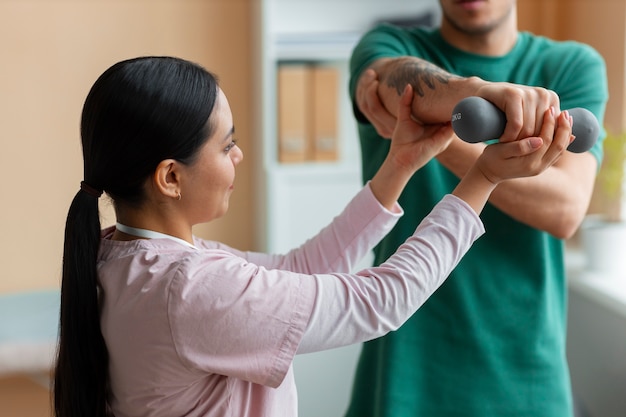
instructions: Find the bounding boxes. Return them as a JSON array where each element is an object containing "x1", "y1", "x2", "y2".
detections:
[{"x1": 385, "y1": 59, "x2": 457, "y2": 97}]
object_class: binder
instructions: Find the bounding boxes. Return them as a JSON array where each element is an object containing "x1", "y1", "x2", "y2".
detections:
[
  {"x1": 309, "y1": 65, "x2": 339, "y2": 161},
  {"x1": 277, "y1": 64, "x2": 310, "y2": 163}
]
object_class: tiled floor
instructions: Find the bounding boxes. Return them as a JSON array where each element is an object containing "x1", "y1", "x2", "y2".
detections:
[{"x1": 0, "y1": 375, "x2": 51, "y2": 416}]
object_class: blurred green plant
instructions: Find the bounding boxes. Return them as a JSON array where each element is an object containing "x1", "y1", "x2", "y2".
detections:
[{"x1": 597, "y1": 130, "x2": 626, "y2": 222}]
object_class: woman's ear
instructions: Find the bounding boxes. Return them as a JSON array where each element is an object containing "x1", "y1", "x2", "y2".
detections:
[{"x1": 152, "y1": 159, "x2": 181, "y2": 200}]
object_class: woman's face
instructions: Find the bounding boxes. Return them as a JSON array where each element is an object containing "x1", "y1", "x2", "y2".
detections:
[{"x1": 180, "y1": 88, "x2": 243, "y2": 225}]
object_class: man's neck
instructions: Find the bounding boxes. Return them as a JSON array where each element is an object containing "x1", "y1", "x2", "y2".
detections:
[
  {"x1": 439, "y1": 11, "x2": 518, "y2": 56},
  {"x1": 443, "y1": 29, "x2": 518, "y2": 56}
]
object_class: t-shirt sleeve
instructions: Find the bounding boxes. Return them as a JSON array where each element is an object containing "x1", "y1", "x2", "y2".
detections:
[
  {"x1": 349, "y1": 24, "x2": 414, "y2": 119},
  {"x1": 549, "y1": 42, "x2": 608, "y2": 166}
]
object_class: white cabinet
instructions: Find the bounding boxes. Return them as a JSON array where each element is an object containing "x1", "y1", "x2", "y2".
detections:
[
  {"x1": 567, "y1": 272, "x2": 626, "y2": 417},
  {"x1": 253, "y1": 0, "x2": 439, "y2": 254},
  {"x1": 251, "y1": 1, "x2": 438, "y2": 416}
]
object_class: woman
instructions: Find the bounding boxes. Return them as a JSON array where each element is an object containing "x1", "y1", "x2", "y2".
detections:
[{"x1": 54, "y1": 56, "x2": 571, "y2": 417}]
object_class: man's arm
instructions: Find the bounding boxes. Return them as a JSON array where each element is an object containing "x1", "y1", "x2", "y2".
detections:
[
  {"x1": 355, "y1": 57, "x2": 594, "y2": 239},
  {"x1": 367, "y1": 57, "x2": 560, "y2": 143},
  {"x1": 354, "y1": 59, "x2": 475, "y2": 138},
  {"x1": 367, "y1": 57, "x2": 480, "y2": 124}
]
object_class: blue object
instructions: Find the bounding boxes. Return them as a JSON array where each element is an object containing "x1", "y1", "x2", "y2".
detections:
[{"x1": 0, "y1": 289, "x2": 60, "y2": 344}]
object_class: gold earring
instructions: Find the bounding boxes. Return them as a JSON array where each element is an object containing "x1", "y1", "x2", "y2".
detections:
[{"x1": 177, "y1": 192, "x2": 181, "y2": 201}]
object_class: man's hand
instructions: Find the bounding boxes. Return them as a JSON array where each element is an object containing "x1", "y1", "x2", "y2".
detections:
[
  {"x1": 355, "y1": 69, "x2": 397, "y2": 138},
  {"x1": 476, "y1": 83, "x2": 561, "y2": 143}
]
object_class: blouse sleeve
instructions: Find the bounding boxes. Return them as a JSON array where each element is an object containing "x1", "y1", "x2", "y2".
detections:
[
  {"x1": 195, "y1": 183, "x2": 403, "y2": 274},
  {"x1": 167, "y1": 251, "x2": 318, "y2": 388}
]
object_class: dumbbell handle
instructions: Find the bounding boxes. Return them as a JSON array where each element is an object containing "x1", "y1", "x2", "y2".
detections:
[{"x1": 451, "y1": 96, "x2": 600, "y2": 153}]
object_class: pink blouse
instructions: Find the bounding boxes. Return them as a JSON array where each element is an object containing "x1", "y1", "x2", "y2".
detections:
[{"x1": 98, "y1": 184, "x2": 484, "y2": 417}]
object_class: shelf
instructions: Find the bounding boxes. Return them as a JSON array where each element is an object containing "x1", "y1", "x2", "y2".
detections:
[
  {"x1": 271, "y1": 161, "x2": 361, "y2": 178},
  {"x1": 274, "y1": 32, "x2": 362, "y2": 61}
]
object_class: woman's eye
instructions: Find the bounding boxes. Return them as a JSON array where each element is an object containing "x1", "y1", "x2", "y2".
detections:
[{"x1": 225, "y1": 139, "x2": 237, "y2": 153}]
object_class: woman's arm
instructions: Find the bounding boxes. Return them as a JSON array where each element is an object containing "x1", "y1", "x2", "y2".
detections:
[{"x1": 298, "y1": 106, "x2": 573, "y2": 354}]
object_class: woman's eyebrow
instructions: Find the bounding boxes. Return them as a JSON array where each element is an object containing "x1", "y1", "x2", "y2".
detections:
[{"x1": 222, "y1": 126, "x2": 235, "y2": 142}]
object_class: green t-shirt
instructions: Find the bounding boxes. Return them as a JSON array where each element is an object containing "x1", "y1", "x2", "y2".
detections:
[{"x1": 345, "y1": 25, "x2": 608, "y2": 417}]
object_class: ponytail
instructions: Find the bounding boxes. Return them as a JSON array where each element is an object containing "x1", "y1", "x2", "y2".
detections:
[{"x1": 54, "y1": 188, "x2": 109, "y2": 416}]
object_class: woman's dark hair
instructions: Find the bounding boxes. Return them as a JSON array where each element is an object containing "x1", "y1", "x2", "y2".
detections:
[{"x1": 54, "y1": 56, "x2": 219, "y2": 417}]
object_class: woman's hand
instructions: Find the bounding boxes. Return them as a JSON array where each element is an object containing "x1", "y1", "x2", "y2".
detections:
[
  {"x1": 452, "y1": 107, "x2": 573, "y2": 214},
  {"x1": 476, "y1": 107, "x2": 573, "y2": 184},
  {"x1": 387, "y1": 84, "x2": 454, "y2": 176},
  {"x1": 369, "y1": 84, "x2": 453, "y2": 210}
]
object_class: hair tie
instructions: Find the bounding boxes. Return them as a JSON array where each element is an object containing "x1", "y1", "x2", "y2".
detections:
[{"x1": 80, "y1": 181, "x2": 103, "y2": 198}]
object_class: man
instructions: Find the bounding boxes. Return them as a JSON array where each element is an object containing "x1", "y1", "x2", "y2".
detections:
[{"x1": 344, "y1": 1, "x2": 608, "y2": 416}]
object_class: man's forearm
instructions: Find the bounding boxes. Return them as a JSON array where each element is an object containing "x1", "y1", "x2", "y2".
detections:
[
  {"x1": 371, "y1": 57, "x2": 486, "y2": 124},
  {"x1": 438, "y1": 139, "x2": 598, "y2": 238}
]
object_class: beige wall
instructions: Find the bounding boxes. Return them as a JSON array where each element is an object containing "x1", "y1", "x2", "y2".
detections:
[
  {"x1": 518, "y1": 0, "x2": 626, "y2": 133},
  {"x1": 0, "y1": 0, "x2": 254, "y2": 293}
]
